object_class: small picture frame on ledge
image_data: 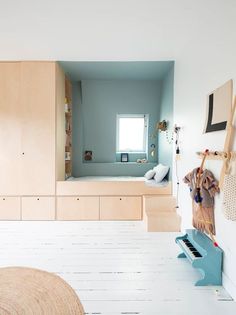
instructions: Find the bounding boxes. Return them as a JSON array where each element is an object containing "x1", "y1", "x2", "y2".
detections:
[{"x1": 121, "y1": 153, "x2": 129, "y2": 162}]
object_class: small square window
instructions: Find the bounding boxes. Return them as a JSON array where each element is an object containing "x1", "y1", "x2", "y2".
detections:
[{"x1": 116, "y1": 114, "x2": 148, "y2": 153}]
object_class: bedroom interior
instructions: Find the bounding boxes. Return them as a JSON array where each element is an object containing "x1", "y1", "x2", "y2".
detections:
[{"x1": 0, "y1": 1, "x2": 236, "y2": 314}]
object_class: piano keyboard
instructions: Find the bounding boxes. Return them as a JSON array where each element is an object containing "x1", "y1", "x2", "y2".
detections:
[{"x1": 178, "y1": 239, "x2": 202, "y2": 260}]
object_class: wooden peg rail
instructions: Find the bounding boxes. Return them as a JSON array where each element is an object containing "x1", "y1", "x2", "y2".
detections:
[{"x1": 196, "y1": 151, "x2": 229, "y2": 160}]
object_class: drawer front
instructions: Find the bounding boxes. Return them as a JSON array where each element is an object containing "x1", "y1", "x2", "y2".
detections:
[
  {"x1": 22, "y1": 197, "x2": 55, "y2": 220},
  {"x1": 100, "y1": 196, "x2": 142, "y2": 220},
  {"x1": 0, "y1": 197, "x2": 21, "y2": 220},
  {"x1": 57, "y1": 196, "x2": 99, "y2": 220}
]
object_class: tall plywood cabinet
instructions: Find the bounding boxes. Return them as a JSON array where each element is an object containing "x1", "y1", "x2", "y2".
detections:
[
  {"x1": 0, "y1": 63, "x2": 21, "y2": 195},
  {"x1": 20, "y1": 62, "x2": 57, "y2": 195},
  {"x1": 0, "y1": 61, "x2": 66, "y2": 219}
]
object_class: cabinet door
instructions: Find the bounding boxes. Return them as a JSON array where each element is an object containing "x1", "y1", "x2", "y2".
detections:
[
  {"x1": 100, "y1": 196, "x2": 142, "y2": 220},
  {"x1": 0, "y1": 62, "x2": 21, "y2": 195},
  {"x1": 22, "y1": 197, "x2": 55, "y2": 220},
  {"x1": 20, "y1": 62, "x2": 56, "y2": 195},
  {"x1": 57, "y1": 196, "x2": 99, "y2": 220},
  {"x1": 0, "y1": 197, "x2": 21, "y2": 220}
]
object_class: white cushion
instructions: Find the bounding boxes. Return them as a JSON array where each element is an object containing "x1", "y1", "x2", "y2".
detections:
[
  {"x1": 144, "y1": 169, "x2": 156, "y2": 180},
  {"x1": 153, "y1": 164, "x2": 169, "y2": 182}
]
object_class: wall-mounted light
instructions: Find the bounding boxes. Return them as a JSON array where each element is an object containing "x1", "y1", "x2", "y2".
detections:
[
  {"x1": 174, "y1": 124, "x2": 181, "y2": 154},
  {"x1": 150, "y1": 143, "x2": 156, "y2": 157}
]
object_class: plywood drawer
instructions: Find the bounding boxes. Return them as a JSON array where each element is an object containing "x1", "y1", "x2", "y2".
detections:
[
  {"x1": 57, "y1": 196, "x2": 99, "y2": 220},
  {"x1": 0, "y1": 197, "x2": 21, "y2": 220},
  {"x1": 100, "y1": 196, "x2": 142, "y2": 220},
  {"x1": 22, "y1": 197, "x2": 55, "y2": 220}
]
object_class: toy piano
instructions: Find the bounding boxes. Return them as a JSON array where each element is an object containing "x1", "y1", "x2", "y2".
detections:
[{"x1": 175, "y1": 229, "x2": 223, "y2": 286}]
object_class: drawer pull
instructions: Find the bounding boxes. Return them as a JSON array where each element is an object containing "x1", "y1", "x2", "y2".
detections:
[
  {"x1": 119, "y1": 198, "x2": 122, "y2": 200},
  {"x1": 3, "y1": 198, "x2": 5, "y2": 201},
  {"x1": 77, "y1": 198, "x2": 80, "y2": 201},
  {"x1": 37, "y1": 198, "x2": 39, "y2": 201}
]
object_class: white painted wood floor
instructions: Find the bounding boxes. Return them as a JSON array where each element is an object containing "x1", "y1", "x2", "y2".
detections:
[{"x1": 0, "y1": 221, "x2": 235, "y2": 315}]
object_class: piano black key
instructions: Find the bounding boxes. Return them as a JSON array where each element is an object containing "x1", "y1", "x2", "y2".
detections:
[
  {"x1": 188, "y1": 247, "x2": 197, "y2": 251},
  {"x1": 192, "y1": 251, "x2": 202, "y2": 257}
]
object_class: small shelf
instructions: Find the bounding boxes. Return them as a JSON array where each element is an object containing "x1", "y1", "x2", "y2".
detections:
[{"x1": 64, "y1": 77, "x2": 72, "y2": 179}]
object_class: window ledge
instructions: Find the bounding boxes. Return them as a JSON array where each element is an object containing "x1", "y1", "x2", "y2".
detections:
[{"x1": 83, "y1": 162, "x2": 156, "y2": 165}]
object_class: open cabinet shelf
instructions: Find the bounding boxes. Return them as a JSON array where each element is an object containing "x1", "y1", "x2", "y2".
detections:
[{"x1": 65, "y1": 77, "x2": 72, "y2": 179}]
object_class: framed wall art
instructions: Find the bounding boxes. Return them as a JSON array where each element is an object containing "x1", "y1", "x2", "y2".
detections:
[
  {"x1": 204, "y1": 80, "x2": 233, "y2": 133},
  {"x1": 121, "y1": 153, "x2": 129, "y2": 162}
]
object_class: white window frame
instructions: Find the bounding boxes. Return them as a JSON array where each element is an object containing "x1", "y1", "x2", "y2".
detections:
[{"x1": 116, "y1": 114, "x2": 148, "y2": 153}]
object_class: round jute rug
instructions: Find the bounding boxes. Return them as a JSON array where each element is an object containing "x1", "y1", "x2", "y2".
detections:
[{"x1": 0, "y1": 267, "x2": 84, "y2": 315}]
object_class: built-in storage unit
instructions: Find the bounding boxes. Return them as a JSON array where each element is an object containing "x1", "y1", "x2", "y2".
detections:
[
  {"x1": 57, "y1": 195, "x2": 142, "y2": 221},
  {"x1": 0, "y1": 61, "x2": 65, "y2": 196},
  {"x1": 20, "y1": 62, "x2": 57, "y2": 195},
  {"x1": 0, "y1": 61, "x2": 68, "y2": 220},
  {"x1": 57, "y1": 196, "x2": 99, "y2": 220},
  {"x1": 0, "y1": 60, "x2": 176, "y2": 223},
  {"x1": 100, "y1": 196, "x2": 142, "y2": 220},
  {"x1": 0, "y1": 197, "x2": 21, "y2": 220},
  {"x1": 21, "y1": 197, "x2": 55, "y2": 221},
  {"x1": 56, "y1": 180, "x2": 172, "y2": 221}
]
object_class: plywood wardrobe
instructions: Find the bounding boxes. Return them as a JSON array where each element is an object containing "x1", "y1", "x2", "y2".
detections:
[{"x1": 0, "y1": 61, "x2": 65, "y2": 220}]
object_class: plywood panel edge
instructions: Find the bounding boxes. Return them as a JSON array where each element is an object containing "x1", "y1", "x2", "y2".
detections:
[{"x1": 55, "y1": 63, "x2": 65, "y2": 181}]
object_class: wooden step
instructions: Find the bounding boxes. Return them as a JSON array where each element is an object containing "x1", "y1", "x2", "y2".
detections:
[{"x1": 143, "y1": 195, "x2": 181, "y2": 232}]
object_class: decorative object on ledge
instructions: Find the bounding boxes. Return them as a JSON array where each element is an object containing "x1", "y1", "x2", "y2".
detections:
[
  {"x1": 136, "y1": 158, "x2": 148, "y2": 163},
  {"x1": 84, "y1": 150, "x2": 93, "y2": 161},
  {"x1": 121, "y1": 153, "x2": 129, "y2": 162},
  {"x1": 204, "y1": 80, "x2": 232, "y2": 133},
  {"x1": 157, "y1": 119, "x2": 167, "y2": 132},
  {"x1": 176, "y1": 229, "x2": 223, "y2": 286}
]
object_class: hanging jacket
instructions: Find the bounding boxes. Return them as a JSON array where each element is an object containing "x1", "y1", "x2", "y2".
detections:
[{"x1": 183, "y1": 168, "x2": 219, "y2": 207}]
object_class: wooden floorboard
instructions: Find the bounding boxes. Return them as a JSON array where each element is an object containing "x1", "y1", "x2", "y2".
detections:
[{"x1": 0, "y1": 221, "x2": 235, "y2": 314}]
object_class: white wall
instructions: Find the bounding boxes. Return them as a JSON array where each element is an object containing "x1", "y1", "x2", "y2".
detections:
[
  {"x1": 174, "y1": 56, "x2": 236, "y2": 298},
  {"x1": 1, "y1": 0, "x2": 236, "y2": 298}
]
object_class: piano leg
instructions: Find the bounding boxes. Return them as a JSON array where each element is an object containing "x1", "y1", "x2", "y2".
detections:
[
  {"x1": 178, "y1": 252, "x2": 187, "y2": 258},
  {"x1": 194, "y1": 270, "x2": 222, "y2": 286}
]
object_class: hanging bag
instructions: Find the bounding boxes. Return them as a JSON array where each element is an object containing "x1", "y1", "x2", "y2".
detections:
[{"x1": 222, "y1": 155, "x2": 236, "y2": 221}]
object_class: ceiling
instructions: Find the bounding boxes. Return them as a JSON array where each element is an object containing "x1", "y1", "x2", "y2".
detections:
[
  {"x1": 59, "y1": 61, "x2": 174, "y2": 81},
  {"x1": 0, "y1": 1, "x2": 234, "y2": 66}
]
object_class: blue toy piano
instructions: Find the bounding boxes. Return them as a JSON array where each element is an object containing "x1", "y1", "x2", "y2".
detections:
[{"x1": 175, "y1": 229, "x2": 223, "y2": 286}]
